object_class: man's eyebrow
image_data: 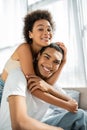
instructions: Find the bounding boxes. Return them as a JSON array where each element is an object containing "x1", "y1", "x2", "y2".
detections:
[
  {"x1": 43, "y1": 52, "x2": 61, "y2": 63},
  {"x1": 43, "y1": 53, "x2": 51, "y2": 57}
]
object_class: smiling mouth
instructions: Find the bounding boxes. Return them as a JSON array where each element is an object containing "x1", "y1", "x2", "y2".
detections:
[
  {"x1": 41, "y1": 37, "x2": 51, "y2": 41},
  {"x1": 39, "y1": 65, "x2": 53, "y2": 78},
  {"x1": 41, "y1": 65, "x2": 52, "y2": 75},
  {"x1": 43, "y1": 66, "x2": 50, "y2": 72}
]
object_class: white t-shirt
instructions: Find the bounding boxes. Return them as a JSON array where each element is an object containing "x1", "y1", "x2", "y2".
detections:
[{"x1": 0, "y1": 68, "x2": 49, "y2": 130}]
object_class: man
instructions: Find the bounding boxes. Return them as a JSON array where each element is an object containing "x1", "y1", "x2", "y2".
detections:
[{"x1": 0, "y1": 43, "x2": 87, "y2": 130}]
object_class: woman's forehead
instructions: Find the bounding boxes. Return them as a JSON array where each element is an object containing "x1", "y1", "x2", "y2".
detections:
[{"x1": 33, "y1": 19, "x2": 51, "y2": 28}]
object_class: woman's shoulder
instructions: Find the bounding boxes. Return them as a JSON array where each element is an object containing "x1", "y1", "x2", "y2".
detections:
[
  {"x1": 12, "y1": 42, "x2": 31, "y2": 58},
  {"x1": 17, "y1": 42, "x2": 31, "y2": 51},
  {"x1": 18, "y1": 42, "x2": 30, "y2": 48}
]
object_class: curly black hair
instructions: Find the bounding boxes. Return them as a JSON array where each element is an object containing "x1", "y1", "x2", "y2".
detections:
[{"x1": 23, "y1": 9, "x2": 55, "y2": 44}]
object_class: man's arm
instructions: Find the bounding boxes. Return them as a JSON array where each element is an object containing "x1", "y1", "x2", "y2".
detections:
[{"x1": 8, "y1": 95, "x2": 63, "y2": 130}]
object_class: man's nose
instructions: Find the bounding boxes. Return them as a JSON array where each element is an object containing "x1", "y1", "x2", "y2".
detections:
[{"x1": 46, "y1": 61, "x2": 53, "y2": 68}]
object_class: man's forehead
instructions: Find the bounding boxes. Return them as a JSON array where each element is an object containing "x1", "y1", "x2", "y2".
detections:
[
  {"x1": 42, "y1": 47, "x2": 63, "y2": 60},
  {"x1": 42, "y1": 47, "x2": 57, "y2": 55}
]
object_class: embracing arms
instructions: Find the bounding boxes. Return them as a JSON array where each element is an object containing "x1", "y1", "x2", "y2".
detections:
[
  {"x1": 20, "y1": 43, "x2": 78, "y2": 113},
  {"x1": 27, "y1": 75, "x2": 78, "y2": 113},
  {"x1": 17, "y1": 43, "x2": 78, "y2": 112}
]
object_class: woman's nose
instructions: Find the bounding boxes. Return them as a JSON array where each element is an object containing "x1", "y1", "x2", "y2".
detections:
[{"x1": 44, "y1": 29, "x2": 49, "y2": 34}]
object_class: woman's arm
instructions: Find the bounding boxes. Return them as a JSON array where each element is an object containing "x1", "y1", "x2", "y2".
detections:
[
  {"x1": 8, "y1": 95, "x2": 63, "y2": 130},
  {"x1": 27, "y1": 75, "x2": 78, "y2": 113},
  {"x1": 32, "y1": 89, "x2": 78, "y2": 113},
  {"x1": 17, "y1": 43, "x2": 35, "y2": 76},
  {"x1": 27, "y1": 75, "x2": 71, "y2": 101},
  {"x1": 46, "y1": 42, "x2": 67, "y2": 85}
]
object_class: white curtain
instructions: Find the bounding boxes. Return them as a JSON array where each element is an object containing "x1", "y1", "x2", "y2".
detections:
[
  {"x1": 0, "y1": 0, "x2": 27, "y2": 48},
  {"x1": 78, "y1": 0, "x2": 87, "y2": 81},
  {"x1": 62, "y1": 0, "x2": 87, "y2": 87},
  {"x1": 57, "y1": 0, "x2": 87, "y2": 87}
]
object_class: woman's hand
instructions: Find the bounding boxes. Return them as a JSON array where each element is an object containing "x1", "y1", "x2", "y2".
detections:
[
  {"x1": 26, "y1": 75, "x2": 51, "y2": 93},
  {"x1": 65, "y1": 99, "x2": 78, "y2": 113},
  {"x1": 56, "y1": 42, "x2": 67, "y2": 64}
]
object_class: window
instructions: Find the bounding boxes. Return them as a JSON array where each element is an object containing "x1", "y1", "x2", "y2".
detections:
[
  {"x1": 28, "y1": 0, "x2": 41, "y2": 5},
  {"x1": 0, "y1": 0, "x2": 27, "y2": 48}
]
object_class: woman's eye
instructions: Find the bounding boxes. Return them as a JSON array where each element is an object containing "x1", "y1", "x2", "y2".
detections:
[
  {"x1": 38, "y1": 28, "x2": 44, "y2": 31},
  {"x1": 47, "y1": 28, "x2": 52, "y2": 32}
]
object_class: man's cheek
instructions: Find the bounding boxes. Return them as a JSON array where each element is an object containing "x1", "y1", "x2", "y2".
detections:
[{"x1": 54, "y1": 67, "x2": 59, "y2": 72}]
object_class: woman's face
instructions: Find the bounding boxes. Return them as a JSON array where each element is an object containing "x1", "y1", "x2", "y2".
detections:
[
  {"x1": 36, "y1": 47, "x2": 63, "y2": 79},
  {"x1": 29, "y1": 19, "x2": 53, "y2": 48}
]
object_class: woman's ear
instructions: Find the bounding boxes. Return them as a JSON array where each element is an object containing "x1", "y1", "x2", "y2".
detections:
[{"x1": 29, "y1": 31, "x2": 33, "y2": 39}]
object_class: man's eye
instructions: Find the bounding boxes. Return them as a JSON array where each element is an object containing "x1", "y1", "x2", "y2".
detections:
[
  {"x1": 54, "y1": 61, "x2": 61, "y2": 64},
  {"x1": 44, "y1": 56, "x2": 49, "y2": 59}
]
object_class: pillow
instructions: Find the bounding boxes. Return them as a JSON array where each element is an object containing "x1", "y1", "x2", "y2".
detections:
[{"x1": 64, "y1": 89, "x2": 80, "y2": 105}]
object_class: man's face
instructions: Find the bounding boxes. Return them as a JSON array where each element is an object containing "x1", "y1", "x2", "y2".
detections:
[{"x1": 36, "y1": 47, "x2": 63, "y2": 79}]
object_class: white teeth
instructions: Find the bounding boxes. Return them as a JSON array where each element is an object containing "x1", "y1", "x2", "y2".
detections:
[
  {"x1": 42, "y1": 38, "x2": 49, "y2": 40},
  {"x1": 43, "y1": 66, "x2": 50, "y2": 72}
]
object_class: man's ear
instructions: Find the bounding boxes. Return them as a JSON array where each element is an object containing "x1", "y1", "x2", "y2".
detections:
[{"x1": 36, "y1": 53, "x2": 41, "y2": 60}]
